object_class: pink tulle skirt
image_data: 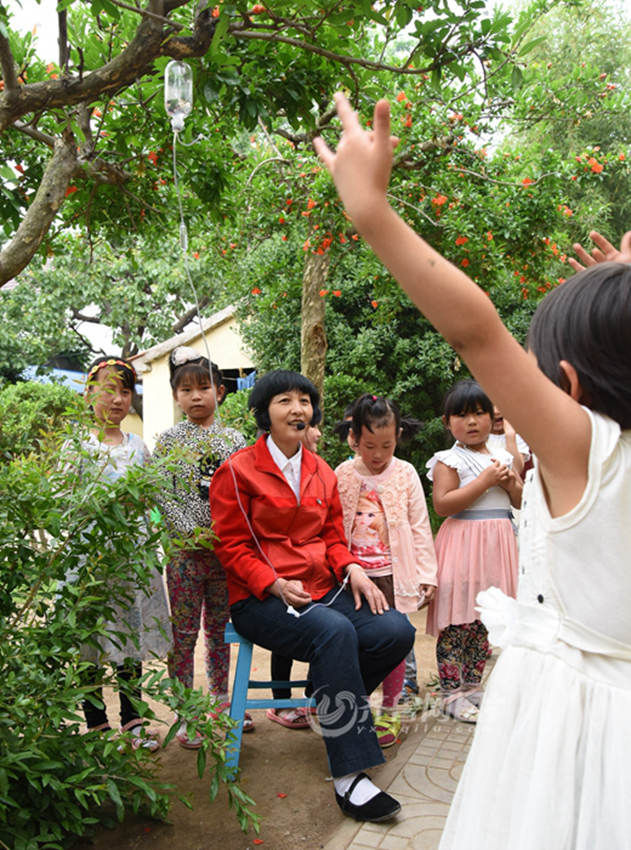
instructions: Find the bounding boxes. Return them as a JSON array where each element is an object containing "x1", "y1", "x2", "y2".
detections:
[{"x1": 426, "y1": 517, "x2": 518, "y2": 636}]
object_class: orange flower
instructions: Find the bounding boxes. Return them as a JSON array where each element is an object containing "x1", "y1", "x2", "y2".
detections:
[
  {"x1": 319, "y1": 289, "x2": 328, "y2": 297},
  {"x1": 522, "y1": 177, "x2": 534, "y2": 186},
  {"x1": 281, "y1": 235, "x2": 288, "y2": 241},
  {"x1": 14, "y1": 163, "x2": 24, "y2": 174},
  {"x1": 591, "y1": 161, "x2": 604, "y2": 174},
  {"x1": 404, "y1": 114, "x2": 412, "y2": 128},
  {"x1": 431, "y1": 194, "x2": 447, "y2": 206},
  {"x1": 460, "y1": 258, "x2": 470, "y2": 268},
  {"x1": 619, "y1": 153, "x2": 626, "y2": 161},
  {"x1": 65, "y1": 185, "x2": 78, "y2": 196},
  {"x1": 147, "y1": 151, "x2": 158, "y2": 165},
  {"x1": 307, "y1": 198, "x2": 316, "y2": 209},
  {"x1": 192, "y1": 251, "x2": 200, "y2": 259},
  {"x1": 251, "y1": 287, "x2": 262, "y2": 295},
  {"x1": 251, "y1": 4, "x2": 266, "y2": 13},
  {"x1": 278, "y1": 216, "x2": 285, "y2": 224},
  {"x1": 486, "y1": 231, "x2": 493, "y2": 241},
  {"x1": 396, "y1": 92, "x2": 406, "y2": 102},
  {"x1": 371, "y1": 299, "x2": 378, "y2": 308},
  {"x1": 212, "y1": 6, "x2": 220, "y2": 16},
  {"x1": 333, "y1": 290, "x2": 342, "y2": 297},
  {"x1": 455, "y1": 235, "x2": 468, "y2": 246}
]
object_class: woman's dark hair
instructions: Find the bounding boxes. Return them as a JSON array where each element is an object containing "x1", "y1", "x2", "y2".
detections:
[
  {"x1": 169, "y1": 356, "x2": 222, "y2": 392},
  {"x1": 351, "y1": 394, "x2": 422, "y2": 442},
  {"x1": 527, "y1": 262, "x2": 631, "y2": 428},
  {"x1": 248, "y1": 370, "x2": 321, "y2": 431},
  {"x1": 86, "y1": 356, "x2": 136, "y2": 391},
  {"x1": 442, "y1": 380, "x2": 493, "y2": 419}
]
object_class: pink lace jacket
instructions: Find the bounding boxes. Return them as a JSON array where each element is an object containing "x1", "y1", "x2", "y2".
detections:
[{"x1": 335, "y1": 457, "x2": 438, "y2": 613}]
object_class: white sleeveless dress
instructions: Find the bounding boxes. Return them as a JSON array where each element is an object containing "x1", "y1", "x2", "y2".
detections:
[{"x1": 439, "y1": 409, "x2": 631, "y2": 850}]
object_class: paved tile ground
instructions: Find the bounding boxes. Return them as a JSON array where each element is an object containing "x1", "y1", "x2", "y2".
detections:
[
  {"x1": 324, "y1": 651, "x2": 497, "y2": 850},
  {"x1": 324, "y1": 711, "x2": 475, "y2": 850}
]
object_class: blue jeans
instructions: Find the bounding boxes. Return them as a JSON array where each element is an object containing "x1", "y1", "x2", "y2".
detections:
[{"x1": 231, "y1": 586, "x2": 415, "y2": 777}]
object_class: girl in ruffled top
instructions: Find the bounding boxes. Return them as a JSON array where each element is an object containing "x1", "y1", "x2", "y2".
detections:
[
  {"x1": 426, "y1": 380, "x2": 522, "y2": 722},
  {"x1": 336, "y1": 394, "x2": 438, "y2": 746}
]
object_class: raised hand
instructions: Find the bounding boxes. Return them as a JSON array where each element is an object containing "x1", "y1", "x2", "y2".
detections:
[
  {"x1": 313, "y1": 93, "x2": 397, "y2": 228},
  {"x1": 568, "y1": 230, "x2": 631, "y2": 272}
]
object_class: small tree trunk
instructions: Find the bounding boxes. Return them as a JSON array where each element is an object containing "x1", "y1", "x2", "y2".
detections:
[{"x1": 300, "y1": 250, "x2": 329, "y2": 416}]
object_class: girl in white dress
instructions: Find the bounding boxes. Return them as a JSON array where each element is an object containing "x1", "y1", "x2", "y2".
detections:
[
  {"x1": 426, "y1": 380, "x2": 521, "y2": 724},
  {"x1": 316, "y1": 95, "x2": 631, "y2": 849}
]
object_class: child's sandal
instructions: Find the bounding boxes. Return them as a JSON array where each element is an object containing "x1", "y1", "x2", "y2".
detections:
[
  {"x1": 175, "y1": 718, "x2": 204, "y2": 749},
  {"x1": 374, "y1": 713, "x2": 401, "y2": 748},
  {"x1": 120, "y1": 719, "x2": 161, "y2": 753},
  {"x1": 441, "y1": 694, "x2": 478, "y2": 724}
]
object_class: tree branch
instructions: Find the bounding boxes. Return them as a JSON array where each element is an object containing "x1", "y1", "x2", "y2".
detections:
[
  {"x1": 0, "y1": 20, "x2": 19, "y2": 92},
  {"x1": 171, "y1": 297, "x2": 211, "y2": 334},
  {"x1": 0, "y1": 132, "x2": 78, "y2": 286},
  {"x1": 0, "y1": 3, "x2": 212, "y2": 131}
]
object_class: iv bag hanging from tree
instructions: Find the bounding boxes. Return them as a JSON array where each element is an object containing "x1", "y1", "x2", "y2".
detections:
[{"x1": 164, "y1": 60, "x2": 193, "y2": 132}]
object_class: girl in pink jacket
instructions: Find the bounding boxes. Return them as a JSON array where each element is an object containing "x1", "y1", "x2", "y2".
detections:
[{"x1": 336, "y1": 394, "x2": 438, "y2": 745}]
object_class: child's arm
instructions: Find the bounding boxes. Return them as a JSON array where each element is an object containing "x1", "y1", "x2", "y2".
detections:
[
  {"x1": 406, "y1": 467, "x2": 438, "y2": 603},
  {"x1": 502, "y1": 419, "x2": 525, "y2": 476},
  {"x1": 432, "y1": 460, "x2": 514, "y2": 517},
  {"x1": 497, "y1": 467, "x2": 523, "y2": 509},
  {"x1": 315, "y1": 95, "x2": 591, "y2": 517}
]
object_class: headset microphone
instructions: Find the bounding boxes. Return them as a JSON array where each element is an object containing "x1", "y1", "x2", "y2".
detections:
[{"x1": 295, "y1": 422, "x2": 306, "y2": 431}]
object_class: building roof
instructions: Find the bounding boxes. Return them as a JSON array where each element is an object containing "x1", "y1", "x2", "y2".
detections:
[{"x1": 130, "y1": 305, "x2": 238, "y2": 373}]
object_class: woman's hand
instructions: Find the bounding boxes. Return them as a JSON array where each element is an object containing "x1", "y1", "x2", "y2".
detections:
[
  {"x1": 267, "y1": 578, "x2": 313, "y2": 609},
  {"x1": 346, "y1": 565, "x2": 389, "y2": 614}
]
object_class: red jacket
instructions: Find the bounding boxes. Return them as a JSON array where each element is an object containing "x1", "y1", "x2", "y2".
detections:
[{"x1": 210, "y1": 436, "x2": 356, "y2": 606}]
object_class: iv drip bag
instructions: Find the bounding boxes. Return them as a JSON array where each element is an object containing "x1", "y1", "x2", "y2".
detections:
[{"x1": 165, "y1": 60, "x2": 193, "y2": 132}]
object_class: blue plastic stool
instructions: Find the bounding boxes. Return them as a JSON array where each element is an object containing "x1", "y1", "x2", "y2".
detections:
[{"x1": 224, "y1": 621, "x2": 315, "y2": 777}]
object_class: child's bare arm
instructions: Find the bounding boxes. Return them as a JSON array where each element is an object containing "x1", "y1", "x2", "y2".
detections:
[
  {"x1": 432, "y1": 461, "x2": 505, "y2": 517},
  {"x1": 497, "y1": 467, "x2": 523, "y2": 508},
  {"x1": 502, "y1": 419, "x2": 525, "y2": 475},
  {"x1": 315, "y1": 94, "x2": 590, "y2": 517}
]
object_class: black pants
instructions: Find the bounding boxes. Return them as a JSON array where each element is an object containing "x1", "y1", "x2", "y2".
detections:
[
  {"x1": 82, "y1": 661, "x2": 142, "y2": 729},
  {"x1": 232, "y1": 587, "x2": 414, "y2": 777}
]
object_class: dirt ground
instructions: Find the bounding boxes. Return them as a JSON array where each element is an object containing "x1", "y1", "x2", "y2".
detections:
[{"x1": 76, "y1": 609, "x2": 437, "y2": 850}]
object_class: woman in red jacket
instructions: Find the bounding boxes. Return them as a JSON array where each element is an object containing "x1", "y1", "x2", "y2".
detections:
[{"x1": 210, "y1": 370, "x2": 415, "y2": 824}]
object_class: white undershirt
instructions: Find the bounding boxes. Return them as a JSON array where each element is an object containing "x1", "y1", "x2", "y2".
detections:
[{"x1": 266, "y1": 435, "x2": 302, "y2": 500}]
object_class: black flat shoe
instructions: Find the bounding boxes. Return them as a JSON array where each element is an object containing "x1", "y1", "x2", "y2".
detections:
[{"x1": 335, "y1": 772, "x2": 401, "y2": 823}]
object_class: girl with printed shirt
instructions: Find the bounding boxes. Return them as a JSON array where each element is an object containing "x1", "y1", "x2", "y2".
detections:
[
  {"x1": 152, "y1": 347, "x2": 247, "y2": 748},
  {"x1": 335, "y1": 394, "x2": 437, "y2": 746}
]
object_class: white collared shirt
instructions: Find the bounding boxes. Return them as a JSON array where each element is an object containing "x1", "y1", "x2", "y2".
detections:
[{"x1": 266, "y1": 435, "x2": 302, "y2": 501}]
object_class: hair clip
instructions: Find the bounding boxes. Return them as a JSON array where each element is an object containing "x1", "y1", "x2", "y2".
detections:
[
  {"x1": 170, "y1": 346, "x2": 204, "y2": 368},
  {"x1": 86, "y1": 358, "x2": 136, "y2": 384}
]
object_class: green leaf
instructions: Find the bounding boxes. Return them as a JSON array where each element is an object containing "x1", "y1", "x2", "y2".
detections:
[{"x1": 519, "y1": 36, "x2": 547, "y2": 56}]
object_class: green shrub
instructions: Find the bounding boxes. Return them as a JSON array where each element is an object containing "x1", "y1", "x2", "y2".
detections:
[{"x1": 0, "y1": 409, "x2": 257, "y2": 848}]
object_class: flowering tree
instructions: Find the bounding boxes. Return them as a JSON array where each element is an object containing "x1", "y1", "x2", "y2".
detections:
[{"x1": 0, "y1": 0, "x2": 522, "y2": 286}]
